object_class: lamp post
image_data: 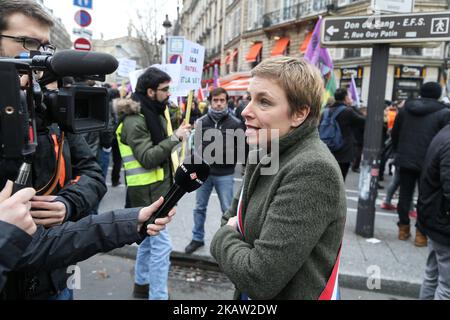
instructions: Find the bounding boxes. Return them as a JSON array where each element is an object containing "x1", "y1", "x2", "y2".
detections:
[
  {"x1": 158, "y1": 35, "x2": 165, "y2": 64},
  {"x1": 162, "y1": 14, "x2": 172, "y2": 64}
]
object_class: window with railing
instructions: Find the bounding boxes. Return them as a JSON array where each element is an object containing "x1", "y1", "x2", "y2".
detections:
[
  {"x1": 263, "y1": 0, "x2": 333, "y2": 28},
  {"x1": 403, "y1": 47, "x2": 423, "y2": 56},
  {"x1": 226, "y1": 6, "x2": 241, "y2": 43},
  {"x1": 344, "y1": 48, "x2": 361, "y2": 58},
  {"x1": 247, "y1": 0, "x2": 264, "y2": 31}
]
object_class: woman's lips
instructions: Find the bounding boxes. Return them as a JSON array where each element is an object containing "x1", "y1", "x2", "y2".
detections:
[{"x1": 245, "y1": 124, "x2": 259, "y2": 136}]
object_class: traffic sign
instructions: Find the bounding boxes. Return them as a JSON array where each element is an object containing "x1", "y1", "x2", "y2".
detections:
[
  {"x1": 73, "y1": 27, "x2": 93, "y2": 40},
  {"x1": 371, "y1": 0, "x2": 414, "y2": 13},
  {"x1": 74, "y1": 38, "x2": 91, "y2": 51},
  {"x1": 74, "y1": 10, "x2": 92, "y2": 27},
  {"x1": 73, "y1": 0, "x2": 93, "y2": 9},
  {"x1": 321, "y1": 11, "x2": 450, "y2": 47}
]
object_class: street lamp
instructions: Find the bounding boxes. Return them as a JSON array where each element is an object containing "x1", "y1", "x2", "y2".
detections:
[{"x1": 162, "y1": 14, "x2": 172, "y2": 64}]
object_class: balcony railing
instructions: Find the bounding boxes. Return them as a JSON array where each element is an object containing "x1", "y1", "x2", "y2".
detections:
[{"x1": 262, "y1": 0, "x2": 334, "y2": 28}]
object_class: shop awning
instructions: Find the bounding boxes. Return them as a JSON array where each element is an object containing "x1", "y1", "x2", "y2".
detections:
[
  {"x1": 300, "y1": 31, "x2": 313, "y2": 54},
  {"x1": 245, "y1": 43, "x2": 263, "y2": 62},
  {"x1": 221, "y1": 76, "x2": 251, "y2": 95},
  {"x1": 271, "y1": 38, "x2": 290, "y2": 57}
]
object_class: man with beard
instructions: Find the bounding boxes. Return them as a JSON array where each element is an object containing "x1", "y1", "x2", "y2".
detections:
[{"x1": 115, "y1": 67, "x2": 191, "y2": 300}]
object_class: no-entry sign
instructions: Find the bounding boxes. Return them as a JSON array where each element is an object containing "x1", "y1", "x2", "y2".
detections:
[
  {"x1": 74, "y1": 37, "x2": 91, "y2": 51},
  {"x1": 74, "y1": 10, "x2": 92, "y2": 27}
]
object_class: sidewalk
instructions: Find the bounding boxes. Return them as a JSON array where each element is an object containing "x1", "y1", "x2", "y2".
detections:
[{"x1": 106, "y1": 169, "x2": 427, "y2": 299}]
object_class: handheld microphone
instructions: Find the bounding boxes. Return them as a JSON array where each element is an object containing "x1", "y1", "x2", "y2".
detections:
[{"x1": 142, "y1": 155, "x2": 210, "y2": 233}]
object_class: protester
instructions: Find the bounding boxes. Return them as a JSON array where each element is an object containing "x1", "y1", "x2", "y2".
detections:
[
  {"x1": 210, "y1": 56, "x2": 346, "y2": 300},
  {"x1": 320, "y1": 88, "x2": 365, "y2": 180},
  {"x1": 418, "y1": 124, "x2": 450, "y2": 299},
  {"x1": 391, "y1": 82, "x2": 450, "y2": 245},
  {"x1": 184, "y1": 88, "x2": 244, "y2": 254},
  {"x1": 116, "y1": 67, "x2": 191, "y2": 300}
]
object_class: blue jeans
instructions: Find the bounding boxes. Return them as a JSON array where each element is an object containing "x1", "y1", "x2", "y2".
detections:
[
  {"x1": 48, "y1": 288, "x2": 73, "y2": 300},
  {"x1": 99, "y1": 148, "x2": 111, "y2": 179},
  {"x1": 134, "y1": 228, "x2": 172, "y2": 300},
  {"x1": 192, "y1": 174, "x2": 234, "y2": 242}
]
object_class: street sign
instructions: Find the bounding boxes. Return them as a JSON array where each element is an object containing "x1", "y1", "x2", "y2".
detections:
[
  {"x1": 321, "y1": 11, "x2": 450, "y2": 47},
  {"x1": 74, "y1": 38, "x2": 91, "y2": 51},
  {"x1": 74, "y1": 10, "x2": 92, "y2": 27},
  {"x1": 73, "y1": 0, "x2": 93, "y2": 9},
  {"x1": 371, "y1": 0, "x2": 414, "y2": 13},
  {"x1": 73, "y1": 28, "x2": 93, "y2": 40}
]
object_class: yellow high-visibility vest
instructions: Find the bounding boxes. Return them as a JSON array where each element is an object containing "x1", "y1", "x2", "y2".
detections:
[{"x1": 116, "y1": 114, "x2": 164, "y2": 187}]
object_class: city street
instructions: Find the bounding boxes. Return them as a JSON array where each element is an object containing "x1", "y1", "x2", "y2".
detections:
[
  {"x1": 70, "y1": 165, "x2": 422, "y2": 300},
  {"x1": 74, "y1": 254, "x2": 412, "y2": 300}
]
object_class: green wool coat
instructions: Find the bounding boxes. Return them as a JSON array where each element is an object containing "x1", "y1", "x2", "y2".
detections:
[
  {"x1": 117, "y1": 100, "x2": 180, "y2": 206},
  {"x1": 210, "y1": 122, "x2": 347, "y2": 300}
]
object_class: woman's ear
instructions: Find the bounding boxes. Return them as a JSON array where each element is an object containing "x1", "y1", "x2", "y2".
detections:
[{"x1": 291, "y1": 105, "x2": 311, "y2": 127}]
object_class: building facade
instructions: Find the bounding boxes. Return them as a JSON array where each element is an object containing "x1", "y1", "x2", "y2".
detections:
[
  {"x1": 92, "y1": 35, "x2": 158, "y2": 84},
  {"x1": 37, "y1": 0, "x2": 72, "y2": 51},
  {"x1": 180, "y1": 0, "x2": 449, "y2": 100}
]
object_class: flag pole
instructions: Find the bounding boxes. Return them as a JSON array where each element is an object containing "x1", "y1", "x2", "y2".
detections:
[{"x1": 180, "y1": 90, "x2": 194, "y2": 163}]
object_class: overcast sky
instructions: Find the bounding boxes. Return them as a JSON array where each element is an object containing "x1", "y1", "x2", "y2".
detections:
[{"x1": 43, "y1": 0, "x2": 181, "y2": 41}]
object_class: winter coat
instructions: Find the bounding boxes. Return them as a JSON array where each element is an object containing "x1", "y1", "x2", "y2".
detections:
[
  {"x1": 116, "y1": 99, "x2": 180, "y2": 206},
  {"x1": 0, "y1": 126, "x2": 106, "y2": 299},
  {"x1": 391, "y1": 98, "x2": 450, "y2": 172},
  {"x1": 0, "y1": 222, "x2": 32, "y2": 291},
  {"x1": 210, "y1": 123, "x2": 347, "y2": 299},
  {"x1": 0, "y1": 209, "x2": 145, "y2": 299},
  {"x1": 321, "y1": 103, "x2": 365, "y2": 164},
  {"x1": 417, "y1": 124, "x2": 450, "y2": 246},
  {"x1": 194, "y1": 112, "x2": 245, "y2": 176}
]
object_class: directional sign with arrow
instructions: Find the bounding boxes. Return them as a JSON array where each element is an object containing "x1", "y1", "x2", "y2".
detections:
[
  {"x1": 321, "y1": 11, "x2": 450, "y2": 47},
  {"x1": 326, "y1": 26, "x2": 340, "y2": 36}
]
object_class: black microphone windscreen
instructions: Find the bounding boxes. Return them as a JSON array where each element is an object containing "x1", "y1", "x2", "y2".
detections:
[
  {"x1": 175, "y1": 154, "x2": 210, "y2": 192},
  {"x1": 50, "y1": 50, "x2": 118, "y2": 77}
]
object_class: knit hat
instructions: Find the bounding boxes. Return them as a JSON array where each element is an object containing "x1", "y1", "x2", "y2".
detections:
[{"x1": 420, "y1": 82, "x2": 442, "y2": 99}]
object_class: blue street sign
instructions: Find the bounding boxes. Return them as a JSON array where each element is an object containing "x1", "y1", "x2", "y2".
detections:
[{"x1": 73, "y1": 0, "x2": 93, "y2": 9}]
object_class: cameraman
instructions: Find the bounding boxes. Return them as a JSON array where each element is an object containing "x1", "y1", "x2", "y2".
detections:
[
  {"x1": 0, "y1": 181, "x2": 36, "y2": 291},
  {"x1": 0, "y1": 0, "x2": 106, "y2": 299}
]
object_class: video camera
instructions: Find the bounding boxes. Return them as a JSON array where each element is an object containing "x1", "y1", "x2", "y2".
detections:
[{"x1": 0, "y1": 49, "x2": 118, "y2": 160}]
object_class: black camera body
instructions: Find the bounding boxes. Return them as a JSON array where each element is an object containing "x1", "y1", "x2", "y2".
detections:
[{"x1": 0, "y1": 50, "x2": 118, "y2": 160}]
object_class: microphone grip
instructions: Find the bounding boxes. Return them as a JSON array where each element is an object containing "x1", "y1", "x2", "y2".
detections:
[
  {"x1": 141, "y1": 186, "x2": 186, "y2": 235},
  {"x1": 12, "y1": 183, "x2": 28, "y2": 194}
]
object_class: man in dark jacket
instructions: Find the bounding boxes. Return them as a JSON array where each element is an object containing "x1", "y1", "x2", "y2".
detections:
[
  {"x1": 0, "y1": 0, "x2": 106, "y2": 299},
  {"x1": 391, "y1": 82, "x2": 450, "y2": 246},
  {"x1": 0, "y1": 185, "x2": 175, "y2": 299},
  {"x1": 322, "y1": 88, "x2": 365, "y2": 180},
  {"x1": 417, "y1": 124, "x2": 450, "y2": 299},
  {"x1": 185, "y1": 88, "x2": 245, "y2": 254},
  {"x1": 0, "y1": 181, "x2": 36, "y2": 291}
]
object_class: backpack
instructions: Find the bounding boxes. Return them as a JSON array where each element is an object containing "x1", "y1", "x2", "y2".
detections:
[{"x1": 319, "y1": 106, "x2": 346, "y2": 152}]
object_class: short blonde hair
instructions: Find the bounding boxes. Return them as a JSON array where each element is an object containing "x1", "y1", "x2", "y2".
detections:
[{"x1": 251, "y1": 56, "x2": 324, "y2": 125}]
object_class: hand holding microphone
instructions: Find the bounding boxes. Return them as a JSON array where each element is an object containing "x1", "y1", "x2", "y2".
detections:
[{"x1": 140, "y1": 154, "x2": 210, "y2": 236}]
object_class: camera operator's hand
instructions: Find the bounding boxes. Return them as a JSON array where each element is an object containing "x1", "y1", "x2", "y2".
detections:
[
  {"x1": 30, "y1": 196, "x2": 66, "y2": 228},
  {"x1": 0, "y1": 180, "x2": 37, "y2": 235},
  {"x1": 137, "y1": 197, "x2": 176, "y2": 236},
  {"x1": 175, "y1": 122, "x2": 192, "y2": 141}
]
